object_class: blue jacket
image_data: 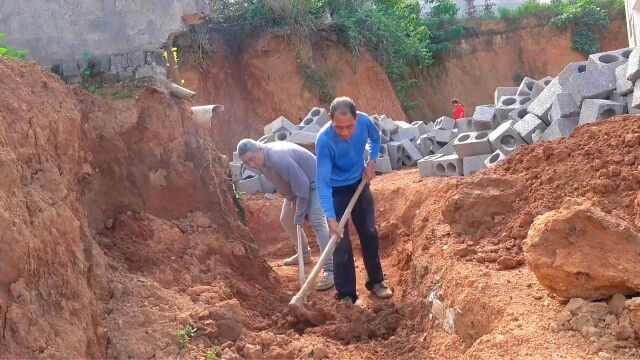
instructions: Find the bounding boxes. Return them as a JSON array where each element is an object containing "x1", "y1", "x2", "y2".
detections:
[{"x1": 315, "y1": 112, "x2": 381, "y2": 218}]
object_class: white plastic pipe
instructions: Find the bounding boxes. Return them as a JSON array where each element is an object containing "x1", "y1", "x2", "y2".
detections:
[
  {"x1": 191, "y1": 104, "x2": 224, "y2": 129},
  {"x1": 169, "y1": 83, "x2": 197, "y2": 101}
]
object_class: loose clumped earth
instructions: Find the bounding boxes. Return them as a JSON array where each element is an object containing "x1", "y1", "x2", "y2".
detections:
[{"x1": 2, "y1": 52, "x2": 640, "y2": 360}]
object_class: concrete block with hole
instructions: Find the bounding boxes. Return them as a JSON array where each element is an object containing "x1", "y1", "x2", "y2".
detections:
[
  {"x1": 236, "y1": 176, "x2": 261, "y2": 195},
  {"x1": 531, "y1": 76, "x2": 554, "y2": 99},
  {"x1": 431, "y1": 128, "x2": 457, "y2": 144},
  {"x1": 495, "y1": 87, "x2": 518, "y2": 105},
  {"x1": 391, "y1": 121, "x2": 420, "y2": 142},
  {"x1": 567, "y1": 65, "x2": 617, "y2": 106},
  {"x1": 233, "y1": 151, "x2": 241, "y2": 163},
  {"x1": 453, "y1": 131, "x2": 492, "y2": 158},
  {"x1": 517, "y1": 77, "x2": 536, "y2": 97},
  {"x1": 401, "y1": 139, "x2": 422, "y2": 167},
  {"x1": 264, "y1": 116, "x2": 297, "y2": 136},
  {"x1": 436, "y1": 139, "x2": 456, "y2": 156},
  {"x1": 472, "y1": 105, "x2": 497, "y2": 131},
  {"x1": 528, "y1": 78, "x2": 563, "y2": 124},
  {"x1": 417, "y1": 154, "x2": 444, "y2": 177},
  {"x1": 259, "y1": 175, "x2": 276, "y2": 193},
  {"x1": 432, "y1": 155, "x2": 463, "y2": 176},
  {"x1": 387, "y1": 141, "x2": 405, "y2": 170},
  {"x1": 616, "y1": 63, "x2": 634, "y2": 95},
  {"x1": 302, "y1": 123, "x2": 322, "y2": 134},
  {"x1": 627, "y1": 47, "x2": 640, "y2": 82},
  {"x1": 549, "y1": 92, "x2": 580, "y2": 123},
  {"x1": 434, "y1": 116, "x2": 456, "y2": 130},
  {"x1": 541, "y1": 117, "x2": 579, "y2": 141},
  {"x1": 631, "y1": 81, "x2": 640, "y2": 110},
  {"x1": 516, "y1": 96, "x2": 532, "y2": 107},
  {"x1": 578, "y1": 99, "x2": 626, "y2": 125},
  {"x1": 411, "y1": 121, "x2": 429, "y2": 135},
  {"x1": 557, "y1": 61, "x2": 588, "y2": 86},
  {"x1": 484, "y1": 149, "x2": 508, "y2": 168},
  {"x1": 455, "y1": 117, "x2": 474, "y2": 133},
  {"x1": 509, "y1": 107, "x2": 529, "y2": 122},
  {"x1": 273, "y1": 129, "x2": 292, "y2": 142},
  {"x1": 609, "y1": 92, "x2": 627, "y2": 110},
  {"x1": 300, "y1": 107, "x2": 329, "y2": 128},
  {"x1": 488, "y1": 120, "x2": 526, "y2": 155},
  {"x1": 287, "y1": 131, "x2": 317, "y2": 145},
  {"x1": 416, "y1": 135, "x2": 441, "y2": 156},
  {"x1": 258, "y1": 134, "x2": 275, "y2": 144},
  {"x1": 496, "y1": 96, "x2": 521, "y2": 122},
  {"x1": 463, "y1": 154, "x2": 490, "y2": 176},
  {"x1": 627, "y1": 93, "x2": 640, "y2": 115},
  {"x1": 230, "y1": 162, "x2": 243, "y2": 182},
  {"x1": 587, "y1": 48, "x2": 631, "y2": 71},
  {"x1": 375, "y1": 156, "x2": 393, "y2": 173},
  {"x1": 379, "y1": 144, "x2": 389, "y2": 158},
  {"x1": 514, "y1": 114, "x2": 548, "y2": 144},
  {"x1": 243, "y1": 169, "x2": 259, "y2": 180},
  {"x1": 379, "y1": 127, "x2": 391, "y2": 143}
]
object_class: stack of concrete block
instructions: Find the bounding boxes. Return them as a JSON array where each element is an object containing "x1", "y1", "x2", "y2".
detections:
[{"x1": 264, "y1": 116, "x2": 298, "y2": 142}]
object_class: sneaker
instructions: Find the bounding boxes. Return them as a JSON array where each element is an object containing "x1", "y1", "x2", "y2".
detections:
[
  {"x1": 315, "y1": 271, "x2": 335, "y2": 291},
  {"x1": 339, "y1": 296, "x2": 355, "y2": 304},
  {"x1": 371, "y1": 282, "x2": 393, "y2": 299},
  {"x1": 283, "y1": 253, "x2": 311, "y2": 266}
]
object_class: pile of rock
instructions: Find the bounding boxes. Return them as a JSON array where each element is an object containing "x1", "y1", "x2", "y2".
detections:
[{"x1": 418, "y1": 46, "x2": 639, "y2": 178}]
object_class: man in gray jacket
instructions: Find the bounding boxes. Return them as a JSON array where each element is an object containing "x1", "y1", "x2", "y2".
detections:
[{"x1": 237, "y1": 139, "x2": 334, "y2": 291}]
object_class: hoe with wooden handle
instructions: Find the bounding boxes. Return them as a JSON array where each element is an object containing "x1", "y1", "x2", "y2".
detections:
[{"x1": 288, "y1": 180, "x2": 366, "y2": 323}]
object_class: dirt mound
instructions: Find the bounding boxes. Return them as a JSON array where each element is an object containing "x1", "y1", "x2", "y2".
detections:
[
  {"x1": 525, "y1": 198, "x2": 640, "y2": 300},
  {"x1": 444, "y1": 115, "x2": 640, "y2": 263}
]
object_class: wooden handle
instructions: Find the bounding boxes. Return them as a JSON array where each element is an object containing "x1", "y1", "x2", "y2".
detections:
[
  {"x1": 290, "y1": 180, "x2": 367, "y2": 304},
  {"x1": 296, "y1": 225, "x2": 306, "y2": 287}
]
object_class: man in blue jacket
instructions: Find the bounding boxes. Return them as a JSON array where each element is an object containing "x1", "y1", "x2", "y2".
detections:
[{"x1": 315, "y1": 96, "x2": 393, "y2": 303}]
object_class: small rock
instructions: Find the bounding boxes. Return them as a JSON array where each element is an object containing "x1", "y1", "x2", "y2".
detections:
[
  {"x1": 221, "y1": 348, "x2": 242, "y2": 360},
  {"x1": 597, "y1": 351, "x2": 612, "y2": 359},
  {"x1": 570, "y1": 314, "x2": 593, "y2": 331},
  {"x1": 581, "y1": 326, "x2": 601, "y2": 338},
  {"x1": 105, "y1": 218, "x2": 114, "y2": 229},
  {"x1": 312, "y1": 346, "x2": 330, "y2": 359},
  {"x1": 258, "y1": 331, "x2": 276, "y2": 345},
  {"x1": 453, "y1": 245, "x2": 475, "y2": 257},
  {"x1": 557, "y1": 310, "x2": 573, "y2": 326},
  {"x1": 608, "y1": 293, "x2": 626, "y2": 316},
  {"x1": 497, "y1": 256, "x2": 518, "y2": 270},
  {"x1": 565, "y1": 298, "x2": 590, "y2": 315},
  {"x1": 581, "y1": 302, "x2": 610, "y2": 320},
  {"x1": 624, "y1": 133, "x2": 640, "y2": 147},
  {"x1": 243, "y1": 344, "x2": 263, "y2": 360},
  {"x1": 483, "y1": 253, "x2": 500, "y2": 263}
]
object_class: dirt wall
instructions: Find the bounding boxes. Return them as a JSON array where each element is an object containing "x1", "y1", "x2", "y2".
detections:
[{"x1": 407, "y1": 17, "x2": 629, "y2": 120}]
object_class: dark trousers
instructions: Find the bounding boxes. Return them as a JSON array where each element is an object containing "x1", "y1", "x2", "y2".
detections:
[{"x1": 332, "y1": 180, "x2": 384, "y2": 301}]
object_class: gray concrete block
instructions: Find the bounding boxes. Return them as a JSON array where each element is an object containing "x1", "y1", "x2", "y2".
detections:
[
  {"x1": 416, "y1": 135, "x2": 441, "y2": 156},
  {"x1": 379, "y1": 144, "x2": 389, "y2": 157},
  {"x1": 302, "y1": 123, "x2": 322, "y2": 134},
  {"x1": 411, "y1": 121, "x2": 429, "y2": 135},
  {"x1": 578, "y1": 99, "x2": 626, "y2": 125},
  {"x1": 527, "y1": 78, "x2": 563, "y2": 124},
  {"x1": 627, "y1": 93, "x2": 640, "y2": 115},
  {"x1": 258, "y1": 134, "x2": 275, "y2": 144},
  {"x1": 434, "y1": 116, "x2": 456, "y2": 130},
  {"x1": 472, "y1": 105, "x2": 497, "y2": 130},
  {"x1": 259, "y1": 174, "x2": 276, "y2": 193},
  {"x1": 517, "y1": 96, "x2": 532, "y2": 107},
  {"x1": 609, "y1": 92, "x2": 627, "y2": 110},
  {"x1": 567, "y1": 65, "x2": 617, "y2": 106},
  {"x1": 453, "y1": 131, "x2": 492, "y2": 158},
  {"x1": 401, "y1": 139, "x2": 422, "y2": 167},
  {"x1": 375, "y1": 156, "x2": 393, "y2": 173},
  {"x1": 509, "y1": 107, "x2": 529, "y2": 122},
  {"x1": 430, "y1": 128, "x2": 457, "y2": 144},
  {"x1": 484, "y1": 150, "x2": 508, "y2": 168},
  {"x1": 264, "y1": 116, "x2": 297, "y2": 136},
  {"x1": 229, "y1": 162, "x2": 243, "y2": 182},
  {"x1": 514, "y1": 114, "x2": 548, "y2": 144},
  {"x1": 432, "y1": 155, "x2": 463, "y2": 176},
  {"x1": 301, "y1": 107, "x2": 329, "y2": 128},
  {"x1": 455, "y1": 117, "x2": 474, "y2": 133},
  {"x1": 627, "y1": 47, "x2": 640, "y2": 82},
  {"x1": 417, "y1": 154, "x2": 444, "y2": 178},
  {"x1": 587, "y1": 48, "x2": 630, "y2": 70},
  {"x1": 273, "y1": 129, "x2": 293, "y2": 142},
  {"x1": 495, "y1": 87, "x2": 518, "y2": 105},
  {"x1": 387, "y1": 141, "x2": 405, "y2": 170},
  {"x1": 488, "y1": 120, "x2": 526, "y2": 155},
  {"x1": 380, "y1": 127, "x2": 391, "y2": 143},
  {"x1": 541, "y1": 117, "x2": 579, "y2": 141},
  {"x1": 243, "y1": 169, "x2": 259, "y2": 179},
  {"x1": 616, "y1": 63, "x2": 633, "y2": 95},
  {"x1": 436, "y1": 139, "x2": 456, "y2": 156},
  {"x1": 517, "y1": 77, "x2": 536, "y2": 96},
  {"x1": 425, "y1": 121, "x2": 435, "y2": 133},
  {"x1": 531, "y1": 76, "x2": 554, "y2": 99},
  {"x1": 379, "y1": 116, "x2": 399, "y2": 133},
  {"x1": 557, "y1": 61, "x2": 587, "y2": 86},
  {"x1": 463, "y1": 154, "x2": 490, "y2": 176},
  {"x1": 287, "y1": 131, "x2": 317, "y2": 145},
  {"x1": 391, "y1": 125, "x2": 420, "y2": 142},
  {"x1": 233, "y1": 152, "x2": 241, "y2": 163},
  {"x1": 632, "y1": 81, "x2": 640, "y2": 110},
  {"x1": 236, "y1": 176, "x2": 261, "y2": 195},
  {"x1": 549, "y1": 92, "x2": 580, "y2": 123},
  {"x1": 496, "y1": 96, "x2": 520, "y2": 122}
]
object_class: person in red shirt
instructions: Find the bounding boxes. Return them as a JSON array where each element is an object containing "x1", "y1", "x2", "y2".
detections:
[{"x1": 451, "y1": 98, "x2": 465, "y2": 120}]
